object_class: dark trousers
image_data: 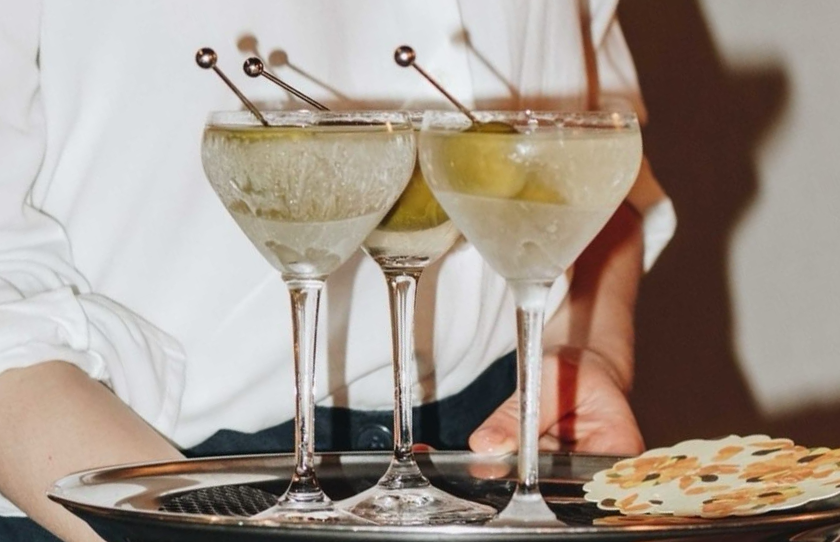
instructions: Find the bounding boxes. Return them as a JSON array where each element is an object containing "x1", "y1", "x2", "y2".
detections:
[{"x1": 1, "y1": 352, "x2": 515, "y2": 541}]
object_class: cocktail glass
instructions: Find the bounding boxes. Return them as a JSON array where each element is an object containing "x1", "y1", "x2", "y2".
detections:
[
  {"x1": 418, "y1": 110, "x2": 642, "y2": 522},
  {"x1": 201, "y1": 110, "x2": 415, "y2": 523},
  {"x1": 338, "y1": 114, "x2": 497, "y2": 525}
]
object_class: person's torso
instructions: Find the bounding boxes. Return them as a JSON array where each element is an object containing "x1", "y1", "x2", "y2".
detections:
[{"x1": 32, "y1": 0, "x2": 592, "y2": 446}]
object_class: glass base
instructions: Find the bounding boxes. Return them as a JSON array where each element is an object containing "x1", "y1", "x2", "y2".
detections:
[
  {"x1": 338, "y1": 481, "x2": 497, "y2": 525},
  {"x1": 252, "y1": 490, "x2": 373, "y2": 525},
  {"x1": 490, "y1": 489, "x2": 564, "y2": 526}
]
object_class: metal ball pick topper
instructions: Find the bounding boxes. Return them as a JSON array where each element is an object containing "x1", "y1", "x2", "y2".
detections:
[
  {"x1": 394, "y1": 45, "x2": 478, "y2": 124},
  {"x1": 195, "y1": 47, "x2": 269, "y2": 127},
  {"x1": 243, "y1": 57, "x2": 329, "y2": 111}
]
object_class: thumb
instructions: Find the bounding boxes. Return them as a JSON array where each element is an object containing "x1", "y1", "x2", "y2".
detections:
[
  {"x1": 469, "y1": 353, "x2": 568, "y2": 454},
  {"x1": 468, "y1": 392, "x2": 521, "y2": 454},
  {"x1": 470, "y1": 383, "x2": 564, "y2": 455},
  {"x1": 467, "y1": 385, "x2": 562, "y2": 454}
]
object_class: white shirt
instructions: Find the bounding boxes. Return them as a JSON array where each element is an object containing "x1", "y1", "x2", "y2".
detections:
[{"x1": 0, "y1": 0, "x2": 675, "y2": 516}]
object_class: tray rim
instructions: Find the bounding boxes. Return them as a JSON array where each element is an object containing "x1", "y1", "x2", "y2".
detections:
[{"x1": 47, "y1": 451, "x2": 840, "y2": 540}]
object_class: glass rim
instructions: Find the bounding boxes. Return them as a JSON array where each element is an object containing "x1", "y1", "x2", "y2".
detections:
[
  {"x1": 419, "y1": 109, "x2": 640, "y2": 130},
  {"x1": 205, "y1": 110, "x2": 414, "y2": 129}
]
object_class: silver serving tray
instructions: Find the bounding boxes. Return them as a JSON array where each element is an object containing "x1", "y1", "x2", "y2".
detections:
[{"x1": 48, "y1": 451, "x2": 840, "y2": 541}]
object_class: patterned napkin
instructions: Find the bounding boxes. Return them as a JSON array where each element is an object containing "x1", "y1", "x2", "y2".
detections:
[{"x1": 582, "y1": 435, "x2": 840, "y2": 518}]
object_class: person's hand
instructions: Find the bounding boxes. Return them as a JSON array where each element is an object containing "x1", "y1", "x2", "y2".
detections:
[{"x1": 468, "y1": 346, "x2": 644, "y2": 456}]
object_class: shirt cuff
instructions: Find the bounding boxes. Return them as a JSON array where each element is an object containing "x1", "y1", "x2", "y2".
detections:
[
  {"x1": 626, "y1": 157, "x2": 677, "y2": 271},
  {"x1": 0, "y1": 286, "x2": 186, "y2": 436}
]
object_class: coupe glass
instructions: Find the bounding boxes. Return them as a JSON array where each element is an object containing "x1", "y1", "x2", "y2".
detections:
[
  {"x1": 201, "y1": 110, "x2": 415, "y2": 523},
  {"x1": 338, "y1": 114, "x2": 497, "y2": 525},
  {"x1": 418, "y1": 110, "x2": 642, "y2": 521}
]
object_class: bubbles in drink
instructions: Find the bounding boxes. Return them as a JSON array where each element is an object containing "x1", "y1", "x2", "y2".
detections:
[
  {"x1": 203, "y1": 124, "x2": 415, "y2": 279},
  {"x1": 421, "y1": 127, "x2": 642, "y2": 281}
]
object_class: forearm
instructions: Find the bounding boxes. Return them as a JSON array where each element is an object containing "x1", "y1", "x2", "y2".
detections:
[
  {"x1": 0, "y1": 361, "x2": 183, "y2": 542},
  {"x1": 544, "y1": 201, "x2": 644, "y2": 390}
]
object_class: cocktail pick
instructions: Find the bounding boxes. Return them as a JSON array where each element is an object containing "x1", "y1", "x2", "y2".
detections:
[
  {"x1": 394, "y1": 45, "x2": 478, "y2": 124},
  {"x1": 243, "y1": 58, "x2": 330, "y2": 111},
  {"x1": 195, "y1": 47, "x2": 269, "y2": 127},
  {"x1": 394, "y1": 45, "x2": 515, "y2": 133}
]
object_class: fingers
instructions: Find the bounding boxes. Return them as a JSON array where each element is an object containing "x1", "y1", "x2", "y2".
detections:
[
  {"x1": 468, "y1": 361, "x2": 565, "y2": 454},
  {"x1": 551, "y1": 353, "x2": 645, "y2": 455},
  {"x1": 468, "y1": 351, "x2": 573, "y2": 455},
  {"x1": 538, "y1": 433, "x2": 561, "y2": 450},
  {"x1": 543, "y1": 388, "x2": 645, "y2": 455},
  {"x1": 468, "y1": 394, "x2": 520, "y2": 455},
  {"x1": 469, "y1": 351, "x2": 645, "y2": 456},
  {"x1": 575, "y1": 425, "x2": 644, "y2": 456}
]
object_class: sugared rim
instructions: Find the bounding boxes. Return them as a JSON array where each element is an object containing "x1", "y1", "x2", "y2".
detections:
[
  {"x1": 420, "y1": 110, "x2": 640, "y2": 131},
  {"x1": 205, "y1": 110, "x2": 414, "y2": 129}
]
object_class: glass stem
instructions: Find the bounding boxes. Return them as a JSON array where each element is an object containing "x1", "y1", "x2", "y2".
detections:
[
  {"x1": 381, "y1": 269, "x2": 428, "y2": 489},
  {"x1": 284, "y1": 278, "x2": 327, "y2": 503},
  {"x1": 509, "y1": 280, "x2": 552, "y2": 498}
]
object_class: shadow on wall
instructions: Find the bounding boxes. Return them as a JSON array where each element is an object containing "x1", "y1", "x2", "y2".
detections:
[{"x1": 620, "y1": 1, "x2": 840, "y2": 448}]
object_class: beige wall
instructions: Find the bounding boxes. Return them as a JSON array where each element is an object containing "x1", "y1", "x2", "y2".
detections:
[{"x1": 619, "y1": 0, "x2": 840, "y2": 448}]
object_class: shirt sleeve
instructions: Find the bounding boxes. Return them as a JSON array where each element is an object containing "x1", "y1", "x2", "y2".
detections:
[
  {"x1": 0, "y1": 1, "x2": 185, "y2": 436},
  {"x1": 592, "y1": 0, "x2": 677, "y2": 271}
]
